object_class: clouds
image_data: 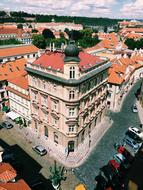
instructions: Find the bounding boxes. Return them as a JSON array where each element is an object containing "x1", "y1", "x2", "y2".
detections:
[
  {"x1": 0, "y1": 0, "x2": 142, "y2": 19},
  {"x1": 120, "y1": 0, "x2": 143, "y2": 18}
]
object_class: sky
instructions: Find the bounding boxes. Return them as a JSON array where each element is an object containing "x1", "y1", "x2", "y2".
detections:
[{"x1": 0, "y1": 0, "x2": 143, "y2": 19}]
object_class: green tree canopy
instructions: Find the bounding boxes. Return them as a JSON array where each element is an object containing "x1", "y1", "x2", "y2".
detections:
[
  {"x1": 125, "y1": 38, "x2": 143, "y2": 50},
  {"x1": 17, "y1": 23, "x2": 23, "y2": 29},
  {"x1": 42, "y1": 29, "x2": 55, "y2": 39},
  {"x1": 32, "y1": 34, "x2": 46, "y2": 49}
]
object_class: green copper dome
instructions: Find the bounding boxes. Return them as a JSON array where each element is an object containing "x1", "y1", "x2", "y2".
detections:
[{"x1": 64, "y1": 42, "x2": 80, "y2": 63}]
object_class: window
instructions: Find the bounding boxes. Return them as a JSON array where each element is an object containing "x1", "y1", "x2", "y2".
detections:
[
  {"x1": 44, "y1": 126, "x2": 48, "y2": 137},
  {"x1": 53, "y1": 117, "x2": 58, "y2": 126},
  {"x1": 43, "y1": 82, "x2": 46, "y2": 89},
  {"x1": 53, "y1": 83, "x2": 57, "y2": 91},
  {"x1": 69, "y1": 90, "x2": 75, "y2": 100},
  {"x1": 54, "y1": 132, "x2": 58, "y2": 143},
  {"x1": 35, "y1": 121, "x2": 38, "y2": 129},
  {"x1": 69, "y1": 67, "x2": 75, "y2": 79},
  {"x1": 53, "y1": 101, "x2": 58, "y2": 111},
  {"x1": 44, "y1": 112, "x2": 48, "y2": 121},
  {"x1": 69, "y1": 125, "x2": 75, "y2": 132},
  {"x1": 42, "y1": 96, "x2": 47, "y2": 105},
  {"x1": 69, "y1": 108, "x2": 75, "y2": 117}
]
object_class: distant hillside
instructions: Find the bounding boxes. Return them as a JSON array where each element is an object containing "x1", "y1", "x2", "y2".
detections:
[{"x1": 0, "y1": 11, "x2": 122, "y2": 27}]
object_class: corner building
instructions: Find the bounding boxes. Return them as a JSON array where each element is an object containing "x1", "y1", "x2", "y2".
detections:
[{"x1": 26, "y1": 43, "x2": 111, "y2": 156}]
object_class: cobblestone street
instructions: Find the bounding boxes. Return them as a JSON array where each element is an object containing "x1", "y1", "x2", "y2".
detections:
[
  {"x1": 74, "y1": 80, "x2": 142, "y2": 190},
  {"x1": 0, "y1": 80, "x2": 142, "y2": 190}
]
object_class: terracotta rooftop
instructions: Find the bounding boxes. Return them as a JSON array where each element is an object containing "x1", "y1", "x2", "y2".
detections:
[
  {"x1": 86, "y1": 33, "x2": 127, "y2": 52},
  {"x1": 0, "y1": 58, "x2": 26, "y2": 81},
  {"x1": 0, "y1": 163, "x2": 16, "y2": 183},
  {"x1": 108, "y1": 54, "x2": 143, "y2": 85},
  {"x1": 120, "y1": 28, "x2": 143, "y2": 35},
  {"x1": 8, "y1": 72, "x2": 28, "y2": 90},
  {"x1": 0, "y1": 179, "x2": 31, "y2": 190},
  {"x1": 0, "y1": 45, "x2": 39, "y2": 58},
  {"x1": 32, "y1": 50, "x2": 104, "y2": 72}
]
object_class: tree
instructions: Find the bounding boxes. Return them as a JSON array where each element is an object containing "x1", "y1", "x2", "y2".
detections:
[
  {"x1": 32, "y1": 29, "x2": 38, "y2": 33},
  {"x1": 124, "y1": 38, "x2": 143, "y2": 50},
  {"x1": 17, "y1": 23, "x2": 23, "y2": 29},
  {"x1": 104, "y1": 26, "x2": 108, "y2": 33},
  {"x1": 50, "y1": 38, "x2": 67, "y2": 48},
  {"x1": 49, "y1": 161, "x2": 66, "y2": 189},
  {"x1": 0, "y1": 39, "x2": 22, "y2": 46},
  {"x1": 78, "y1": 34, "x2": 100, "y2": 48},
  {"x1": 68, "y1": 30, "x2": 83, "y2": 41},
  {"x1": 28, "y1": 24, "x2": 32, "y2": 28},
  {"x1": 42, "y1": 29, "x2": 55, "y2": 39},
  {"x1": 81, "y1": 28, "x2": 93, "y2": 38},
  {"x1": 0, "y1": 11, "x2": 6, "y2": 17},
  {"x1": 32, "y1": 34, "x2": 46, "y2": 49}
]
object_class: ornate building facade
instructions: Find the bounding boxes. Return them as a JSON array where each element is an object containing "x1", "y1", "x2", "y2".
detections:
[{"x1": 26, "y1": 43, "x2": 111, "y2": 155}]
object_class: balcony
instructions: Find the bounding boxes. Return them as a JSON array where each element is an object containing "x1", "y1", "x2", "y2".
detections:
[
  {"x1": 32, "y1": 100, "x2": 39, "y2": 108},
  {"x1": 41, "y1": 104, "x2": 48, "y2": 112}
]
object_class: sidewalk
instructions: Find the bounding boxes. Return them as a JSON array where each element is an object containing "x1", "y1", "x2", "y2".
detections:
[
  {"x1": 136, "y1": 100, "x2": 143, "y2": 125},
  {"x1": 12, "y1": 116, "x2": 113, "y2": 168}
]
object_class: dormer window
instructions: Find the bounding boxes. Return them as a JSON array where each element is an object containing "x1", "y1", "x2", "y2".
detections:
[{"x1": 70, "y1": 67, "x2": 75, "y2": 79}]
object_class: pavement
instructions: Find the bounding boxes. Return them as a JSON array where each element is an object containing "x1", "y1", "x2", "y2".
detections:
[
  {"x1": 0, "y1": 125, "x2": 79, "y2": 190},
  {"x1": 0, "y1": 79, "x2": 142, "y2": 190},
  {"x1": 136, "y1": 100, "x2": 143, "y2": 126}
]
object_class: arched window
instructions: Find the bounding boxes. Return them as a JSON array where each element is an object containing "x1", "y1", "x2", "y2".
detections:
[
  {"x1": 69, "y1": 67, "x2": 75, "y2": 79},
  {"x1": 69, "y1": 90, "x2": 75, "y2": 100}
]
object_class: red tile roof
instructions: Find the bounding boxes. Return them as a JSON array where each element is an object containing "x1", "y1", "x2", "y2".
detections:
[
  {"x1": 108, "y1": 55, "x2": 143, "y2": 85},
  {"x1": 0, "y1": 45, "x2": 39, "y2": 58},
  {"x1": 0, "y1": 58, "x2": 26, "y2": 81},
  {"x1": 0, "y1": 163, "x2": 16, "y2": 183},
  {"x1": 85, "y1": 33, "x2": 127, "y2": 52},
  {"x1": 8, "y1": 72, "x2": 28, "y2": 90},
  {"x1": 33, "y1": 50, "x2": 103, "y2": 72},
  {"x1": 0, "y1": 179, "x2": 31, "y2": 190}
]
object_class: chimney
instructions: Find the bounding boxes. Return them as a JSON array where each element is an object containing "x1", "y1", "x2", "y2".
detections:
[
  {"x1": 49, "y1": 43, "x2": 52, "y2": 51},
  {"x1": 53, "y1": 42, "x2": 55, "y2": 52}
]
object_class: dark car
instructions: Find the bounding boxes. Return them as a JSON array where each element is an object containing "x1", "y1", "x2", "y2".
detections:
[
  {"x1": 2, "y1": 149, "x2": 15, "y2": 162},
  {"x1": 125, "y1": 130, "x2": 142, "y2": 143},
  {"x1": 95, "y1": 174, "x2": 108, "y2": 189},
  {"x1": 100, "y1": 165, "x2": 123, "y2": 189}
]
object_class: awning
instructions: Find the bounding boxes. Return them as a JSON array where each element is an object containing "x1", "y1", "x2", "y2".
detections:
[{"x1": 6, "y1": 111, "x2": 21, "y2": 120}]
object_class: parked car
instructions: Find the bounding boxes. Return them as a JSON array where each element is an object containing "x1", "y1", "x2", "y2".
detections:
[
  {"x1": 123, "y1": 136, "x2": 141, "y2": 151},
  {"x1": 128, "y1": 126, "x2": 143, "y2": 140},
  {"x1": 32, "y1": 145, "x2": 47, "y2": 156},
  {"x1": 125, "y1": 130, "x2": 142, "y2": 143},
  {"x1": 115, "y1": 145, "x2": 134, "y2": 163},
  {"x1": 113, "y1": 153, "x2": 130, "y2": 169},
  {"x1": 108, "y1": 159, "x2": 120, "y2": 171},
  {"x1": 95, "y1": 174, "x2": 108, "y2": 189},
  {"x1": 2, "y1": 149, "x2": 15, "y2": 162},
  {"x1": 113, "y1": 153, "x2": 125, "y2": 163},
  {"x1": 132, "y1": 104, "x2": 138, "y2": 113},
  {"x1": 1, "y1": 121, "x2": 13, "y2": 129},
  {"x1": 99, "y1": 165, "x2": 120, "y2": 188}
]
